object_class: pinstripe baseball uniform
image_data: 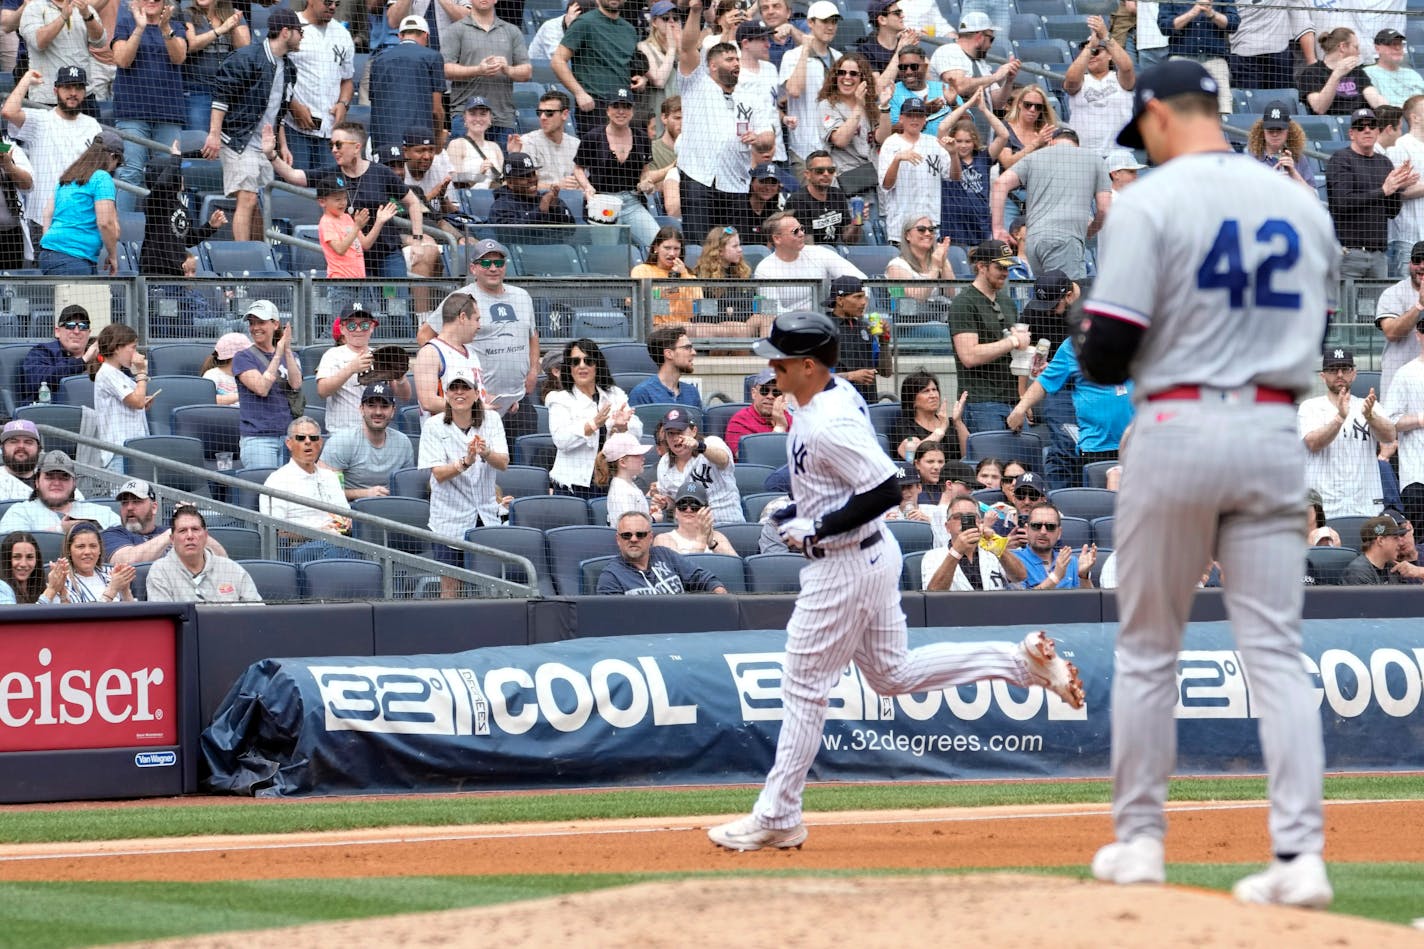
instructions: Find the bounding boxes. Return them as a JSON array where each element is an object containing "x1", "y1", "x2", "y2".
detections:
[
  {"x1": 1085, "y1": 151, "x2": 1338, "y2": 859},
  {"x1": 1298, "y1": 392, "x2": 1385, "y2": 518},
  {"x1": 749, "y1": 377, "x2": 1042, "y2": 830}
]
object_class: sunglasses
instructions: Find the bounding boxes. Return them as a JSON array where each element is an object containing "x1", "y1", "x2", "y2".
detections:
[
  {"x1": 675, "y1": 499, "x2": 705, "y2": 512},
  {"x1": 59, "y1": 320, "x2": 90, "y2": 331},
  {"x1": 535, "y1": 108, "x2": 565, "y2": 116},
  {"x1": 618, "y1": 530, "x2": 651, "y2": 540},
  {"x1": 757, "y1": 384, "x2": 782, "y2": 396},
  {"x1": 474, "y1": 257, "x2": 507, "y2": 268},
  {"x1": 808, "y1": 165, "x2": 836, "y2": 174},
  {"x1": 331, "y1": 140, "x2": 360, "y2": 150},
  {"x1": 345, "y1": 320, "x2": 375, "y2": 331},
  {"x1": 567, "y1": 355, "x2": 597, "y2": 367},
  {"x1": 290, "y1": 433, "x2": 323, "y2": 443},
  {"x1": 899, "y1": 62, "x2": 923, "y2": 71},
  {"x1": 784, "y1": 225, "x2": 805, "y2": 235},
  {"x1": 835, "y1": 69, "x2": 861, "y2": 78},
  {"x1": 1354, "y1": 121, "x2": 1379, "y2": 130},
  {"x1": 1017, "y1": 489, "x2": 1043, "y2": 501},
  {"x1": 1021, "y1": 101, "x2": 1044, "y2": 111},
  {"x1": 1027, "y1": 521, "x2": 1060, "y2": 531},
  {"x1": 912, "y1": 224, "x2": 938, "y2": 233}
]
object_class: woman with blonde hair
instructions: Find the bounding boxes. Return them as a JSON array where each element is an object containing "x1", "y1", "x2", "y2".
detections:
[
  {"x1": 687, "y1": 225, "x2": 770, "y2": 338},
  {"x1": 638, "y1": 0, "x2": 680, "y2": 124},
  {"x1": 1246, "y1": 103, "x2": 1317, "y2": 189},
  {"x1": 990, "y1": 84, "x2": 1061, "y2": 170},
  {"x1": 819, "y1": 51, "x2": 891, "y2": 196},
  {"x1": 885, "y1": 215, "x2": 955, "y2": 301}
]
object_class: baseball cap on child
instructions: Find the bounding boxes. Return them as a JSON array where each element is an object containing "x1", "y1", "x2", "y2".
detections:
[
  {"x1": 602, "y1": 432, "x2": 652, "y2": 462},
  {"x1": 1261, "y1": 100, "x2": 1292, "y2": 131},
  {"x1": 214, "y1": 332, "x2": 252, "y2": 361},
  {"x1": 314, "y1": 172, "x2": 350, "y2": 197}
]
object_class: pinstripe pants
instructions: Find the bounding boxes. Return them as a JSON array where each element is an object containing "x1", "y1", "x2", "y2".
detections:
[
  {"x1": 1110, "y1": 399, "x2": 1325, "y2": 855},
  {"x1": 752, "y1": 531, "x2": 1028, "y2": 828}
]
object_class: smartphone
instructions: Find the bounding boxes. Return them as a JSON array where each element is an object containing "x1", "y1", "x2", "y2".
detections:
[
  {"x1": 147, "y1": 388, "x2": 163, "y2": 400},
  {"x1": 958, "y1": 513, "x2": 977, "y2": 532}
]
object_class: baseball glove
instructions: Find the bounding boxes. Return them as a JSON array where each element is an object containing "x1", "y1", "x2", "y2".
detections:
[{"x1": 358, "y1": 345, "x2": 411, "y2": 386}]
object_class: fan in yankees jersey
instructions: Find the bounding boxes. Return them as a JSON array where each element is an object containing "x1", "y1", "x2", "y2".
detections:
[{"x1": 654, "y1": 407, "x2": 745, "y2": 524}]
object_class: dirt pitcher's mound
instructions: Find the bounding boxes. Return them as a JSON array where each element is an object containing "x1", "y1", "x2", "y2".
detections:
[{"x1": 128, "y1": 874, "x2": 1421, "y2": 948}]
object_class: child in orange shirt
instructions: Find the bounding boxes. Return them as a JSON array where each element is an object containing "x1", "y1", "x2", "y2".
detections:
[{"x1": 317, "y1": 172, "x2": 397, "y2": 279}]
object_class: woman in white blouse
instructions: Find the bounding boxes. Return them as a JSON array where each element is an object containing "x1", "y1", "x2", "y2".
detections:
[
  {"x1": 545, "y1": 338, "x2": 641, "y2": 499},
  {"x1": 419, "y1": 365, "x2": 509, "y2": 599}
]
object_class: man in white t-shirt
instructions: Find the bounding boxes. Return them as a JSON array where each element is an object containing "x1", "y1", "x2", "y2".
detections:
[
  {"x1": 1, "y1": 66, "x2": 100, "y2": 255},
  {"x1": 261, "y1": 416, "x2": 357, "y2": 564},
  {"x1": 1300, "y1": 348, "x2": 1394, "y2": 518},
  {"x1": 778, "y1": 0, "x2": 838, "y2": 168},
  {"x1": 508, "y1": 90, "x2": 580, "y2": 189},
  {"x1": 1385, "y1": 94, "x2": 1424, "y2": 278},
  {"x1": 752, "y1": 210, "x2": 865, "y2": 312},
  {"x1": 929, "y1": 11, "x2": 1017, "y2": 111},
  {"x1": 1063, "y1": 17, "x2": 1135, "y2": 156},
  {"x1": 1376, "y1": 240, "x2": 1424, "y2": 397},
  {"x1": 1384, "y1": 323, "x2": 1424, "y2": 491}
]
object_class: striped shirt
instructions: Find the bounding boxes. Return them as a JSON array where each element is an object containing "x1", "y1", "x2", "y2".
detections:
[
  {"x1": 419, "y1": 409, "x2": 508, "y2": 540},
  {"x1": 286, "y1": 13, "x2": 355, "y2": 140},
  {"x1": 94, "y1": 363, "x2": 148, "y2": 467}
]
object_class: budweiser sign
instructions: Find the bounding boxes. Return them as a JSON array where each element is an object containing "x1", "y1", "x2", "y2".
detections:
[{"x1": 0, "y1": 619, "x2": 177, "y2": 752}]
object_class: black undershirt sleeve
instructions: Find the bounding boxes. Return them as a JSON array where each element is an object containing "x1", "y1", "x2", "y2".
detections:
[
  {"x1": 817, "y1": 475, "x2": 901, "y2": 539},
  {"x1": 1074, "y1": 305, "x2": 1146, "y2": 386}
]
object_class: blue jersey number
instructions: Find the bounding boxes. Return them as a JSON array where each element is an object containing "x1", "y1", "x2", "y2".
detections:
[{"x1": 1196, "y1": 219, "x2": 1302, "y2": 310}]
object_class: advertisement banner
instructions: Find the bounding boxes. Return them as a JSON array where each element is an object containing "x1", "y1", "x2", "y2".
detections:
[
  {"x1": 201, "y1": 620, "x2": 1424, "y2": 797},
  {"x1": 0, "y1": 618, "x2": 178, "y2": 753}
]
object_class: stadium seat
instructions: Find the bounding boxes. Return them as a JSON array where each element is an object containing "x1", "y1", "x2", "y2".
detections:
[
  {"x1": 867, "y1": 403, "x2": 900, "y2": 440},
  {"x1": 33, "y1": 530, "x2": 62, "y2": 564},
  {"x1": 299, "y1": 344, "x2": 333, "y2": 376},
  {"x1": 1351, "y1": 370, "x2": 1381, "y2": 399},
  {"x1": 718, "y1": 522, "x2": 765, "y2": 557},
  {"x1": 388, "y1": 466, "x2": 431, "y2": 499},
  {"x1": 509, "y1": 494, "x2": 590, "y2": 530},
  {"x1": 613, "y1": 371, "x2": 654, "y2": 393},
  {"x1": 633, "y1": 402, "x2": 701, "y2": 433},
  {"x1": 570, "y1": 310, "x2": 630, "y2": 338},
  {"x1": 946, "y1": 244, "x2": 973, "y2": 278},
  {"x1": 1091, "y1": 515, "x2": 1114, "y2": 548},
  {"x1": 737, "y1": 432, "x2": 788, "y2": 466},
  {"x1": 513, "y1": 433, "x2": 557, "y2": 469},
  {"x1": 350, "y1": 496, "x2": 432, "y2": 557},
  {"x1": 230, "y1": 466, "x2": 276, "y2": 509},
  {"x1": 199, "y1": 240, "x2": 286, "y2": 276},
  {"x1": 885, "y1": 519, "x2": 935, "y2": 555},
  {"x1": 734, "y1": 463, "x2": 777, "y2": 496},
  {"x1": 547, "y1": 525, "x2": 618, "y2": 595},
  {"x1": 702, "y1": 402, "x2": 747, "y2": 440},
  {"x1": 498, "y1": 464, "x2": 551, "y2": 499},
  {"x1": 131, "y1": 560, "x2": 151, "y2": 600},
  {"x1": 964, "y1": 430, "x2": 1043, "y2": 470},
  {"x1": 843, "y1": 244, "x2": 898, "y2": 276},
  {"x1": 457, "y1": 188, "x2": 495, "y2": 222},
  {"x1": 0, "y1": 342, "x2": 31, "y2": 416},
  {"x1": 237, "y1": 559, "x2": 301, "y2": 600},
  {"x1": 580, "y1": 244, "x2": 639, "y2": 275},
  {"x1": 742, "y1": 491, "x2": 784, "y2": 522},
  {"x1": 208, "y1": 526, "x2": 262, "y2": 561},
  {"x1": 1009, "y1": 12, "x2": 1045, "y2": 41},
  {"x1": 1306, "y1": 545, "x2": 1358, "y2": 585},
  {"x1": 745, "y1": 552, "x2": 804, "y2": 593},
  {"x1": 1241, "y1": 88, "x2": 1300, "y2": 116},
  {"x1": 587, "y1": 495, "x2": 610, "y2": 526},
  {"x1": 301, "y1": 376, "x2": 325, "y2": 411},
  {"x1": 1016, "y1": 0, "x2": 1070, "y2": 16},
  {"x1": 13, "y1": 404, "x2": 82, "y2": 457},
  {"x1": 1013, "y1": 38, "x2": 1071, "y2": 64},
  {"x1": 512, "y1": 243, "x2": 582, "y2": 276},
  {"x1": 1090, "y1": 547, "x2": 1113, "y2": 587},
  {"x1": 465, "y1": 525, "x2": 553, "y2": 595},
  {"x1": 171, "y1": 404, "x2": 241, "y2": 462},
  {"x1": 580, "y1": 554, "x2": 619, "y2": 594},
  {"x1": 1294, "y1": 114, "x2": 1344, "y2": 142},
  {"x1": 901, "y1": 549, "x2": 925, "y2": 591},
  {"x1": 1326, "y1": 516, "x2": 1371, "y2": 546},
  {"x1": 145, "y1": 376, "x2": 218, "y2": 435},
  {"x1": 1059, "y1": 515, "x2": 1091, "y2": 549},
  {"x1": 1048, "y1": 487, "x2": 1116, "y2": 521},
  {"x1": 123, "y1": 435, "x2": 211, "y2": 499},
  {"x1": 684, "y1": 552, "x2": 748, "y2": 593},
  {"x1": 1041, "y1": 15, "x2": 1088, "y2": 44},
  {"x1": 57, "y1": 373, "x2": 94, "y2": 407},
  {"x1": 147, "y1": 342, "x2": 215, "y2": 377},
  {"x1": 1082, "y1": 459, "x2": 1118, "y2": 488},
  {"x1": 302, "y1": 558, "x2": 384, "y2": 599},
  {"x1": 269, "y1": 187, "x2": 323, "y2": 229}
]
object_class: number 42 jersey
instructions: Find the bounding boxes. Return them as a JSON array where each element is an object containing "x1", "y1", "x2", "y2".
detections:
[{"x1": 1085, "y1": 151, "x2": 1340, "y2": 403}]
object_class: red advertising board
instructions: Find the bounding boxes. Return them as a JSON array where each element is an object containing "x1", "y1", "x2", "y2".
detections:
[{"x1": 0, "y1": 618, "x2": 178, "y2": 753}]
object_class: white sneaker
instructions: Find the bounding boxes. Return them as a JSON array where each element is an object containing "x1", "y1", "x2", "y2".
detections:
[
  {"x1": 1019, "y1": 631, "x2": 1086, "y2": 709},
  {"x1": 1233, "y1": 854, "x2": 1332, "y2": 909},
  {"x1": 1091, "y1": 836, "x2": 1166, "y2": 885},
  {"x1": 708, "y1": 814, "x2": 808, "y2": 852}
]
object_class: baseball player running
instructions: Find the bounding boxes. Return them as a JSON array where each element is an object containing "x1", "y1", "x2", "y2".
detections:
[
  {"x1": 707, "y1": 311, "x2": 1085, "y2": 853},
  {"x1": 1078, "y1": 61, "x2": 1338, "y2": 907}
]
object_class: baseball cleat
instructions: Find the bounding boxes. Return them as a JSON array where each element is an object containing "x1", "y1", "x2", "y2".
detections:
[
  {"x1": 1019, "y1": 631, "x2": 1086, "y2": 709},
  {"x1": 1232, "y1": 854, "x2": 1333, "y2": 909},
  {"x1": 708, "y1": 814, "x2": 808, "y2": 852},
  {"x1": 1091, "y1": 836, "x2": 1166, "y2": 885}
]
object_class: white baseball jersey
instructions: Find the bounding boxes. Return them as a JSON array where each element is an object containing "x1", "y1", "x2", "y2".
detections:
[
  {"x1": 1375, "y1": 276, "x2": 1422, "y2": 399},
  {"x1": 778, "y1": 45, "x2": 838, "y2": 160},
  {"x1": 1383, "y1": 357, "x2": 1424, "y2": 488},
  {"x1": 1087, "y1": 152, "x2": 1339, "y2": 400},
  {"x1": 1298, "y1": 394, "x2": 1386, "y2": 518},
  {"x1": 419, "y1": 409, "x2": 509, "y2": 537},
  {"x1": 1386, "y1": 135, "x2": 1424, "y2": 248},
  {"x1": 677, "y1": 62, "x2": 777, "y2": 192},
  {"x1": 877, "y1": 132, "x2": 953, "y2": 240},
  {"x1": 784, "y1": 377, "x2": 897, "y2": 542},
  {"x1": 656, "y1": 435, "x2": 745, "y2": 525}
]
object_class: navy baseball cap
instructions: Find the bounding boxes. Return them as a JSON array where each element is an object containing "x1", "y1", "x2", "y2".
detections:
[
  {"x1": 379, "y1": 144, "x2": 405, "y2": 166},
  {"x1": 607, "y1": 88, "x2": 635, "y2": 106},
  {"x1": 504, "y1": 152, "x2": 539, "y2": 176},
  {"x1": 403, "y1": 129, "x2": 435, "y2": 147},
  {"x1": 1322, "y1": 348, "x2": 1355, "y2": 370},
  {"x1": 55, "y1": 65, "x2": 86, "y2": 87},
  {"x1": 1033, "y1": 269, "x2": 1072, "y2": 303},
  {"x1": 662, "y1": 407, "x2": 693, "y2": 431},
  {"x1": 268, "y1": 7, "x2": 303, "y2": 36},
  {"x1": 901, "y1": 96, "x2": 930, "y2": 114},
  {"x1": 736, "y1": 20, "x2": 773, "y2": 42},
  {"x1": 751, "y1": 162, "x2": 782, "y2": 181},
  {"x1": 465, "y1": 96, "x2": 492, "y2": 113},
  {"x1": 1117, "y1": 59, "x2": 1219, "y2": 149},
  {"x1": 895, "y1": 464, "x2": 921, "y2": 486},
  {"x1": 1014, "y1": 471, "x2": 1047, "y2": 498},
  {"x1": 314, "y1": 171, "x2": 350, "y2": 197},
  {"x1": 1351, "y1": 107, "x2": 1379, "y2": 128},
  {"x1": 1261, "y1": 100, "x2": 1292, "y2": 131},
  {"x1": 823, "y1": 275, "x2": 865, "y2": 306},
  {"x1": 649, "y1": 0, "x2": 676, "y2": 14},
  {"x1": 361, "y1": 381, "x2": 396, "y2": 404}
]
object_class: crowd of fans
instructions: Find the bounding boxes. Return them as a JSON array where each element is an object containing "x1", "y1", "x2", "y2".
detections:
[{"x1": 0, "y1": 0, "x2": 1422, "y2": 599}]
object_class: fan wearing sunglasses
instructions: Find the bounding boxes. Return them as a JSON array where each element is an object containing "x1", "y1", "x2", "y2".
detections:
[
  {"x1": 885, "y1": 45, "x2": 949, "y2": 134},
  {"x1": 783, "y1": 149, "x2": 860, "y2": 245},
  {"x1": 781, "y1": 1, "x2": 843, "y2": 168},
  {"x1": 596, "y1": 510, "x2": 728, "y2": 594},
  {"x1": 1062, "y1": 15, "x2": 1136, "y2": 156},
  {"x1": 724, "y1": 366, "x2": 789, "y2": 457},
  {"x1": 1011, "y1": 500, "x2": 1096, "y2": 590},
  {"x1": 654, "y1": 480, "x2": 734, "y2": 554},
  {"x1": 19, "y1": 304, "x2": 98, "y2": 404}
]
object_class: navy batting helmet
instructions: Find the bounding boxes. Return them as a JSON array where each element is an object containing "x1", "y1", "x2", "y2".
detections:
[{"x1": 753, "y1": 311, "x2": 840, "y2": 366}]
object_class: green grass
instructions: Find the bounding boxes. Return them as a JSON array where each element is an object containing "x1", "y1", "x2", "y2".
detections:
[
  {"x1": 3, "y1": 864, "x2": 1422, "y2": 949},
  {"x1": 4, "y1": 774, "x2": 1419, "y2": 845}
]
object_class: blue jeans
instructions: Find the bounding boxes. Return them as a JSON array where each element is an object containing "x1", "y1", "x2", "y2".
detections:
[
  {"x1": 282, "y1": 537, "x2": 362, "y2": 565},
  {"x1": 38, "y1": 248, "x2": 96, "y2": 275},
  {"x1": 240, "y1": 435, "x2": 287, "y2": 469},
  {"x1": 381, "y1": 249, "x2": 408, "y2": 278},
  {"x1": 286, "y1": 127, "x2": 337, "y2": 175},
  {"x1": 116, "y1": 119, "x2": 184, "y2": 213},
  {"x1": 185, "y1": 91, "x2": 213, "y2": 132},
  {"x1": 1038, "y1": 387, "x2": 1079, "y2": 489},
  {"x1": 964, "y1": 400, "x2": 1014, "y2": 435},
  {"x1": 613, "y1": 191, "x2": 660, "y2": 248},
  {"x1": 1389, "y1": 240, "x2": 1412, "y2": 280}
]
